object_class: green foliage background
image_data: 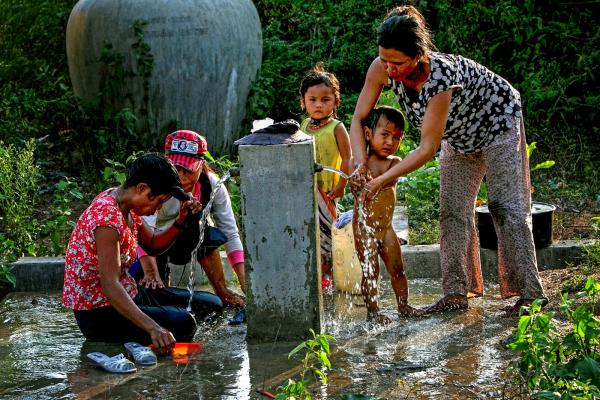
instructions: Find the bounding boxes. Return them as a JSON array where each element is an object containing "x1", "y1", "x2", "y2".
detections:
[
  {"x1": 249, "y1": 0, "x2": 598, "y2": 185},
  {"x1": 0, "y1": 0, "x2": 598, "y2": 255},
  {"x1": 1, "y1": 0, "x2": 597, "y2": 178}
]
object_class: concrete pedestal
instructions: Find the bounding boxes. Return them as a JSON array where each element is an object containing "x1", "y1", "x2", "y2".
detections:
[{"x1": 238, "y1": 140, "x2": 322, "y2": 342}]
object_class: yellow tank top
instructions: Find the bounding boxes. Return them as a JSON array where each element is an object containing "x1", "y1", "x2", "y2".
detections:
[{"x1": 301, "y1": 118, "x2": 342, "y2": 193}]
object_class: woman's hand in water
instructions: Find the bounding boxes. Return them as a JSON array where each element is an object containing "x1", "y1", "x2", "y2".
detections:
[
  {"x1": 148, "y1": 325, "x2": 176, "y2": 350},
  {"x1": 360, "y1": 176, "x2": 385, "y2": 202}
]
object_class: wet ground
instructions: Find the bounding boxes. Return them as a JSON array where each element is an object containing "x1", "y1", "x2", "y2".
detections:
[{"x1": 0, "y1": 279, "x2": 521, "y2": 399}]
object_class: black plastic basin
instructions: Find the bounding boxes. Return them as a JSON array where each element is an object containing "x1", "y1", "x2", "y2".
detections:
[{"x1": 475, "y1": 202, "x2": 556, "y2": 250}]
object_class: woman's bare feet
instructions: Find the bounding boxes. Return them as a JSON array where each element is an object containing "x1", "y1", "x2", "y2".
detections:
[
  {"x1": 503, "y1": 297, "x2": 548, "y2": 317},
  {"x1": 425, "y1": 294, "x2": 468, "y2": 314},
  {"x1": 398, "y1": 304, "x2": 426, "y2": 317},
  {"x1": 367, "y1": 310, "x2": 392, "y2": 325}
]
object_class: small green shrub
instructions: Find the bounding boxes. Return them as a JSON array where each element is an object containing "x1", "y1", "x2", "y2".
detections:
[
  {"x1": 400, "y1": 155, "x2": 441, "y2": 245},
  {"x1": 275, "y1": 329, "x2": 335, "y2": 400},
  {"x1": 208, "y1": 154, "x2": 241, "y2": 219},
  {"x1": 0, "y1": 264, "x2": 16, "y2": 288},
  {"x1": 0, "y1": 140, "x2": 41, "y2": 259},
  {"x1": 42, "y1": 179, "x2": 83, "y2": 255},
  {"x1": 562, "y1": 274, "x2": 588, "y2": 295},
  {"x1": 507, "y1": 278, "x2": 600, "y2": 398}
]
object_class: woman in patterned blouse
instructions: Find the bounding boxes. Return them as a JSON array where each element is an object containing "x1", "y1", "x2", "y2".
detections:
[{"x1": 349, "y1": 5, "x2": 546, "y2": 314}]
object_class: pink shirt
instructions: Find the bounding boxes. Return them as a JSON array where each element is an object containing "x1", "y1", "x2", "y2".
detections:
[{"x1": 62, "y1": 189, "x2": 141, "y2": 310}]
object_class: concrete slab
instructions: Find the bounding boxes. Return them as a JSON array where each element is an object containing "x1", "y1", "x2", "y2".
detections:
[
  {"x1": 10, "y1": 240, "x2": 589, "y2": 292},
  {"x1": 11, "y1": 253, "x2": 232, "y2": 292}
]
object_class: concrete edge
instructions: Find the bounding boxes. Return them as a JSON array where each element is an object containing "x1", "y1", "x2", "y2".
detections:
[{"x1": 8, "y1": 240, "x2": 593, "y2": 292}]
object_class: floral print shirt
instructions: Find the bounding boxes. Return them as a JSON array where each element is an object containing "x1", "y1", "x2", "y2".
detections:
[
  {"x1": 62, "y1": 189, "x2": 141, "y2": 310},
  {"x1": 390, "y1": 52, "x2": 522, "y2": 153}
]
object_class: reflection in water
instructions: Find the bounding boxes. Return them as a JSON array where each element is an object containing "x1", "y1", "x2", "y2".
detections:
[{"x1": 0, "y1": 279, "x2": 518, "y2": 399}]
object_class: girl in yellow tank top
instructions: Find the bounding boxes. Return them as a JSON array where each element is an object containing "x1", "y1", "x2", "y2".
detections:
[{"x1": 300, "y1": 64, "x2": 352, "y2": 286}]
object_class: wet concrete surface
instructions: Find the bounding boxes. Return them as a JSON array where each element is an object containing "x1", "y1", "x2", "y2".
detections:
[{"x1": 0, "y1": 279, "x2": 521, "y2": 399}]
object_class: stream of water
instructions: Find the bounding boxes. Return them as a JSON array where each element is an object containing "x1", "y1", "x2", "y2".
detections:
[
  {"x1": 185, "y1": 171, "x2": 232, "y2": 312},
  {"x1": 320, "y1": 165, "x2": 349, "y2": 180}
]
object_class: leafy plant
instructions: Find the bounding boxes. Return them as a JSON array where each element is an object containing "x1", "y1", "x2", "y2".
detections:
[
  {"x1": 101, "y1": 158, "x2": 128, "y2": 188},
  {"x1": 0, "y1": 140, "x2": 40, "y2": 259},
  {"x1": 275, "y1": 329, "x2": 335, "y2": 400},
  {"x1": 42, "y1": 179, "x2": 83, "y2": 255},
  {"x1": 0, "y1": 264, "x2": 16, "y2": 288},
  {"x1": 477, "y1": 141, "x2": 556, "y2": 204},
  {"x1": 207, "y1": 154, "x2": 242, "y2": 219},
  {"x1": 398, "y1": 143, "x2": 441, "y2": 245},
  {"x1": 506, "y1": 278, "x2": 600, "y2": 398},
  {"x1": 99, "y1": 151, "x2": 146, "y2": 190}
]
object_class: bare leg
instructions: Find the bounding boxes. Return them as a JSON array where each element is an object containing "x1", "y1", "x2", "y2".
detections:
[
  {"x1": 380, "y1": 228, "x2": 422, "y2": 316},
  {"x1": 353, "y1": 217, "x2": 388, "y2": 323},
  {"x1": 199, "y1": 250, "x2": 245, "y2": 307}
]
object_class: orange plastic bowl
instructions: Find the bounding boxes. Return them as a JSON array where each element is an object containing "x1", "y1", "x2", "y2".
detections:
[
  {"x1": 171, "y1": 342, "x2": 202, "y2": 364},
  {"x1": 150, "y1": 342, "x2": 202, "y2": 364}
]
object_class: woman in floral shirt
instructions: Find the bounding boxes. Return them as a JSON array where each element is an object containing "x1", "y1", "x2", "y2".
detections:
[{"x1": 62, "y1": 153, "x2": 222, "y2": 349}]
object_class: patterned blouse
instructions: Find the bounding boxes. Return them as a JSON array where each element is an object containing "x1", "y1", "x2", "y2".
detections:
[
  {"x1": 390, "y1": 52, "x2": 522, "y2": 153},
  {"x1": 62, "y1": 189, "x2": 141, "y2": 310}
]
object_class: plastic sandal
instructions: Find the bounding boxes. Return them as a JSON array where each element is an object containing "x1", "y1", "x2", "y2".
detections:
[
  {"x1": 87, "y1": 352, "x2": 136, "y2": 374},
  {"x1": 124, "y1": 342, "x2": 157, "y2": 366},
  {"x1": 228, "y1": 306, "x2": 247, "y2": 326}
]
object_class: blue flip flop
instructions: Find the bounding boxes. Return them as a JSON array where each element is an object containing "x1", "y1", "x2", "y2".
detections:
[
  {"x1": 228, "y1": 307, "x2": 246, "y2": 326},
  {"x1": 87, "y1": 352, "x2": 136, "y2": 374},
  {"x1": 124, "y1": 342, "x2": 157, "y2": 366}
]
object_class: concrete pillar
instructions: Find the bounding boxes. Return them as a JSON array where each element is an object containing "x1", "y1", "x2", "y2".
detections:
[{"x1": 238, "y1": 139, "x2": 322, "y2": 342}]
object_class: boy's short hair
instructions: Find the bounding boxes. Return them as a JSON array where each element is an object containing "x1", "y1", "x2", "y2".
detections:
[
  {"x1": 362, "y1": 106, "x2": 406, "y2": 136},
  {"x1": 124, "y1": 153, "x2": 187, "y2": 200}
]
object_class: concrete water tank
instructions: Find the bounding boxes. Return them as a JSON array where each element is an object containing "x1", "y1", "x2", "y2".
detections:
[{"x1": 66, "y1": 0, "x2": 262, "y2": 154}]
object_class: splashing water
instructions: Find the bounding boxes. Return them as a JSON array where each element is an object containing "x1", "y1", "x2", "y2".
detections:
[
  {"x1": 355, "y1": 198, "x2": 380, "y2": 314},
  {"x1": 186, "y1": 171, "x2": 232, "y2": 312}
]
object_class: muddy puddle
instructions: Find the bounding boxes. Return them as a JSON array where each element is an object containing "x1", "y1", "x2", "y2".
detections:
[{"x1": 0, "y1": 279, "x2": 520, "y2": 399}]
